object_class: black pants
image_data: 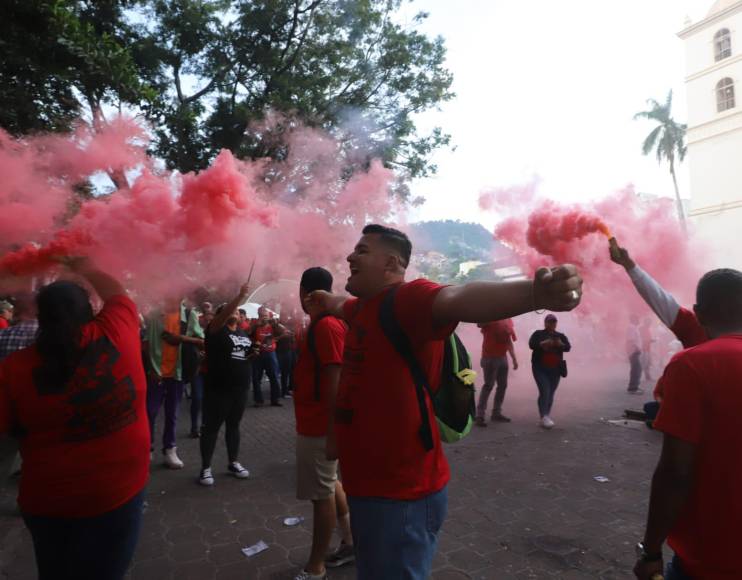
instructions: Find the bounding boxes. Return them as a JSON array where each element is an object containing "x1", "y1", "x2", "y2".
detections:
[
  {"x1": 277, "y1": 349, "x2": 296, "y2": 396},
  {"x1": 200, "y1": 386, "x2": 248, "y2": 468},
  {"x1": 628, "y1": 351, "x2": 642, "y2": 391},
  {"x1": 23, "y1": 490, "x2": 144, "y2": 580}
]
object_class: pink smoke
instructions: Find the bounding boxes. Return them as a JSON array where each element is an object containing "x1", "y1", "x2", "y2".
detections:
[
  {"x1": 479, "y1": 182, "x2": 707, "y2": 358},
  {"x1": 0, "y1": 116, "x2": 396, "y2": 302}
]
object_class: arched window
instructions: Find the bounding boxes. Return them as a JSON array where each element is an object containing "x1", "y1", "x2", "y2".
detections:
[
  {"x1": 714, "y1": 28, "x2": 732, "y2": 61},
  {"x1": 717, "y1": 78, "x2": 736, "y2": 112}
]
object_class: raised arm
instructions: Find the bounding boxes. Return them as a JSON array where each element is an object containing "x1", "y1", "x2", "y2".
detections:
[
  {"x1": 303, "y1": 291, "x2": 349, "y2": 320},
  {"x1": 432, "y1": 265, "x2": 583, "y2": 326},
  {"x1": 609, "y1": 239, "x2": 680, "y2": 328},
  {"x1": 209, "y1": 282, "x2": 250, "y2": 334},
  {"x1": 65, "y1": 257, "x2": 125, "y2": 302}
]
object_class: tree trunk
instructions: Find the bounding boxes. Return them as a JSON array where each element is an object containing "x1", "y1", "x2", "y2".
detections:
[{"x1": 669, "y1": 159, "x2": 687, "y2": 234}]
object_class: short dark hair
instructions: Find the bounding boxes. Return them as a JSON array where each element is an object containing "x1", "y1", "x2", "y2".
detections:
[
  {"x1": 238, "y1": 308, "x2": 246, "y2": 315},
  {"x1": 300, "y1": 267, "x2": 333, "y2": 293},
  {"x1": 362, "y1": 224, "x2": 412, "y2": 268},
  {"x1": 696, "y1": 268, "x2": 742, "y2": 321}
]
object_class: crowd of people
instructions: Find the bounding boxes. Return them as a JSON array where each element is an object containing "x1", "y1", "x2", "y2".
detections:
[{"x1": 0, "y1": 225, "x2": 740, "y2": 580}]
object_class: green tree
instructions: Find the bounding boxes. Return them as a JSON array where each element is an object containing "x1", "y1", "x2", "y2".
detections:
[
  {"x1": 1, "y1": 0, "x2": 453, "y2": 198},
  {"x1": 127, "y1": 0, "x2": 455, "y2": 189},
  {"x1": 0, "y1": 0, "x2": 150, "y2": 135},
  {"x1": 634, "y1": 90, "x2": 688, "y2": 231}
]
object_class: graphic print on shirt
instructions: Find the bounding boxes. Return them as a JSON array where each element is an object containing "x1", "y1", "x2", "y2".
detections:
[
  {"x1": 229, "y1": 333, "x2": 252, "y2": 361},
  {"x1": 34, "y1": 336, "x2": 137, "y2": 442}
]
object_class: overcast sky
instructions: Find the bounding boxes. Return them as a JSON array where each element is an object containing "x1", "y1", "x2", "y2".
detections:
[{"x1": 404, "y1": 0, "x2": 713, "y2": 225}]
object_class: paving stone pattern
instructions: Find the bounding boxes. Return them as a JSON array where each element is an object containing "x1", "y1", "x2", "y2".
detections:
[{"x1": 0, "y1": 360, "x2": 660, "y2": 579}]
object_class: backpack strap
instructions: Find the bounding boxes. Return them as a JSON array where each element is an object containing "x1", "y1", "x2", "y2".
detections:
[
  {"x1": 307, "y1": 313, "x2": 332, "y2": 401},
  {"x1": 378, "y1": 287, "x2": 435, "y2": 452}
]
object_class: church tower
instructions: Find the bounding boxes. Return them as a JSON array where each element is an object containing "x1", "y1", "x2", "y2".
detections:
[{"x1": 679, "y1": 0, "x2": 742, "y2": 264}]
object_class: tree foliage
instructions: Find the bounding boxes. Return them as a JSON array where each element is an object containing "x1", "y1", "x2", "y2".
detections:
[
  {"x1": 0, "y1": 0, "x2": 151, "y2": 134},
  {"x1": 2, "y1": 0, "x2": 454, "y2": 192}
]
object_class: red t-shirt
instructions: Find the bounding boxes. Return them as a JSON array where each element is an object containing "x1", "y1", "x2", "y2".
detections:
[
  {"x1": 0, "y1": 295, "x2": 150, "y2": 518},
  {"x1": 653, "y1": 335, "x2": 742, "y2": 579},
  {"x1": 252, "y1": 322, "x2": 277, "y2": 353},
  {"x1": 293, "y1": 316, "x2": 346, "y2": 437},
  {"x1": 336, "y1": 279, "x2": 455, "y2": 500},
  {"x1": 671, "y1": 306, "x2": 708, "y2": 349},
  {"x1": 0, "y1": 318, "x2": 8, "y2": 330},
  {"x1": 480, "y1": 319, "x2": 515, "y2": 358},
  {"x1": 655, "y1": 308, "x2": 709, "y2": 401}
]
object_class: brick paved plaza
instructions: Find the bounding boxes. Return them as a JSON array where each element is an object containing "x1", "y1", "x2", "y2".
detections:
[{"x1": 0, "y1": 357, "x2": 660, "y2": 579}]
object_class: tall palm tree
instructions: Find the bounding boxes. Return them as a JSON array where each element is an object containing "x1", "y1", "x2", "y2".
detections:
[{"x1": 634, "y1": 90, "x2": 688, "y2": 232}]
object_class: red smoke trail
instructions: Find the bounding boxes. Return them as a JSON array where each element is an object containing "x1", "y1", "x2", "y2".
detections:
[
  {"x1": 0, "y1": 230, "x2": 94, "y2": 276},
  {"x1": 525, "y1": 206, "x2": 611, "y2": 259}
]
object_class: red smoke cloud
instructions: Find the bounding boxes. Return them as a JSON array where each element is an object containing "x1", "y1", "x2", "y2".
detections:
[
  {"x1": 0, "y1": 116, "x2": 396, "y2": 302},
  {"x1": 479, "y1": 182, "x2": 707, "y2": 358}
]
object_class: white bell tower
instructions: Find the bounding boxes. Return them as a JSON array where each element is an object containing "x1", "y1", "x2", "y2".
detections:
[{"x1": 678, "y1": 1, "x2": 742, "y2": 266}]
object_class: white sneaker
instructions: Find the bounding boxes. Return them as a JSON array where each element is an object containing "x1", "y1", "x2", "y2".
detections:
[
  {"x1": 199, "y1": 467, "x2": 214, "y2": 486},
  {"x1": 163, "y1": 447, "x2": 184, "y2": 469},
  {"x1": 228, "y1": 462, "x2": 250, "y2": 479},
  {"x1": 541, "y1": 416, "x2": 555, "y2": 429}
]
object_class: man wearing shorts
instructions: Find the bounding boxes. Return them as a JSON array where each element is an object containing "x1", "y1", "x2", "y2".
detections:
[{"x1": 293, "y1": 268, "x2": 354, "y2": 580}]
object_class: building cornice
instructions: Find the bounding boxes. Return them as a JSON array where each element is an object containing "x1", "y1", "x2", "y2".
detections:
[
  {"x1": 686, "y1": 52, "x2": 742, "y2": 81},
  {"x1": 687, "y1": 108, "x2": 742, "y2": 144},
  {"x1": 689, "y1": 199, "x2": 742, "y2": 217},
  {"x1": 678, "y1": 1, "x2": 742, "y2": 38}
]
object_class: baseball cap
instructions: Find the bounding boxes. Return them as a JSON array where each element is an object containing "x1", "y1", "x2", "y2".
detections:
[{"x1": 300, "y1": 267, "x2": 333, "y2": 293}]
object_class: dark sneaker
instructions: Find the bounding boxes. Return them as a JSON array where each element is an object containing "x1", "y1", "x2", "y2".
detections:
[
  {"x1": 228, "y1": 462, "x2": 250, "y2": 479},
  {"x1": 253, "y1": 402, "x2": 264, "y2": 408},
  {"x1": 491, "y1": 413, "x2": 511, "y2": 423},
  {"x1": 474, "y1": 417, "x2": 487, "y2": 427},
  {"x1": 325, "y1": 542, "x2": 355, "y2": 568},
  {"x1": 189, "y1": 430, "x2": 200, "y2": 439},
  {"x1": 271, "y1": 401, "x2": 283, "y2": 407}
]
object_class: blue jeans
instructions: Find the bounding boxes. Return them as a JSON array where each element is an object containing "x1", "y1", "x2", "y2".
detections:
[
  {"x1": 666, "y1": 555, "x2": 693, "y2": 580},
  {"x1": 146, "y1": 377, "x2": 184, "y2": 450},
  {"x1": 277, "y1": 349, "x2": 296, "y2": 396},
  {"x1": 532, "y1": 364, "x2": 561, "y2": 417},
  {"x1": 348, "y1": 486, "x2": 448, "y2": 580},
  {"x1": 252, "y1": 351, "x2": 281, "y2": 404},
  {"x1": 23, "y1": 490, "x2": 144, "y2": 580}
]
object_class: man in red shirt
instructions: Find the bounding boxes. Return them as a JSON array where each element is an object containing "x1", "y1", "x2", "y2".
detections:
[
  {"x1": 634, "y1": 268, "x2": 742, "y2": 580},
  {"x1": 609, "y1": 238, "x2": 707, "y2": 350},
  {"x1": 308, "y1": 224, "x2": 583, "y2": 579},
  {"x1": 249, "y1": 307, "x2": 284, "y2": 407},
  {"x1": 476, "y1": 319, "x2": 518, "y2": 425},
  {"x1": 293, "y1": 268, "x2": 354, "y2": 580}
]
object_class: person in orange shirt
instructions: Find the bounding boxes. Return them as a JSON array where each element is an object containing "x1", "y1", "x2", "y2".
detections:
[{"x1": 144, "y1": 299, "x2": 203, "y2": 469}]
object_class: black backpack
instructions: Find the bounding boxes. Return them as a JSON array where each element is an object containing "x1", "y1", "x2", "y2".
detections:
[{"x1": 379, "y1": 287, "x2": 476, "y2": 451}]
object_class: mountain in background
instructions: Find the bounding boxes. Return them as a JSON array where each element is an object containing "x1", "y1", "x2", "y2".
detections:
[{"x1": 408, "y1": 220, "x2": 518, "y2": 283}]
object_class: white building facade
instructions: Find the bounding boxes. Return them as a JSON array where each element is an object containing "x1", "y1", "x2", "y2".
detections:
[{"x1": 679, "y1": 0, "x2": 742, "y2": 266}]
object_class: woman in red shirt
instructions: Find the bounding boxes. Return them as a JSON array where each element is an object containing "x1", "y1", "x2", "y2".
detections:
[{"x1": 0, "y1": 258, "x2": 149, "y2": 580}]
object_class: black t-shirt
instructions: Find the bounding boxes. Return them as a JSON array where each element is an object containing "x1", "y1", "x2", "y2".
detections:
[{"x1": 205, "y1": 326, "x2": 252, "y2": 389}]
